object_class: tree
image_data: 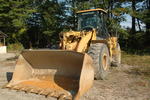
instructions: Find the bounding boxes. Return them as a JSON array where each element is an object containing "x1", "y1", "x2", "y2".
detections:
[
  {"x1": 24, "y1": 0, "x2": 66, "y2": 48},
  {"x1": 0, "y1": 0, "x2": 35, "y2": 44}
]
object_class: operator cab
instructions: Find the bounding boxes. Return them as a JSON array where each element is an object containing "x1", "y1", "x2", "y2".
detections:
[{"x1": 77, "y1": 9, "x2": 109, "y2": 38}]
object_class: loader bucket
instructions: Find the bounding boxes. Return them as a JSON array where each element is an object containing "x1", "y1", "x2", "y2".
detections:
[{"x1": 5, "y1": 50, "x2": 94, "y2": 100}]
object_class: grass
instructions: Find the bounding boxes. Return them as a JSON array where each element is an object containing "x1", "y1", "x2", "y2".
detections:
[
  {"x1": 122, "y1": 51, "x2": 150, "y2": 80},
  {"x1": 122, "y1": 51, "x2": 150, "y2": 67}
]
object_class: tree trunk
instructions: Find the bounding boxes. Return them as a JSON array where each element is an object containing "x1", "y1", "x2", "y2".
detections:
[
  {"x1": 145, "y1": 23, "x2": 150, "y2": 46},
  {"x1": 29, "y1": 41, "x2": 32, "y2": 49},
  {"x1": 132, "y1": 0, "x2": 136, "y2": 34},
  {"x1": 108, "y1": 0, "x2": 113, "y2": 18},
  {"x1": 137, "y1": 19, "x2": 141, "y2": 31},
  {"x1": 144, "y1": 0, "x2": 150, "y2": 47},
  {"x1": 72, "y1": 0, "x2": 76, "y2": 29}
]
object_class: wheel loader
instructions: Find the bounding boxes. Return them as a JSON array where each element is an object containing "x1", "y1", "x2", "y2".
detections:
[
  {"x1": 59, "y1": 8, "x2": 121, "y2": 79},
  {"x1": 4, "y1": 8, "x2": 121, "y2": 100}
]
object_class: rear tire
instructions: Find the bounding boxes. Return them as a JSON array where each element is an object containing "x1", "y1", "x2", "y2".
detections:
[{"x1": 88, "y1": 43, "x2": 110, "y2": 80}]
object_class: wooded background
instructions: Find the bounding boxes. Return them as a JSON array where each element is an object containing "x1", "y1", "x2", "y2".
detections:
[{"x1": 0, "y1": 0, "x2": 149, "y2": 53}]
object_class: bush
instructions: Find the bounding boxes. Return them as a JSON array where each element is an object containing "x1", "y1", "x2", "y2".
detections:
[{"x1": 7, "y1": 42, "x2": 24, "y2": 52}]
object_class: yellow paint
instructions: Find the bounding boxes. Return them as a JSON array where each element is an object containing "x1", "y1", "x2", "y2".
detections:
[
  {"x1": 59, "y1": 29, "x2": 96, "y2": 52},
  {"x1": 59, "y1": 29, "x2": 118, "y2": 59},
  {"x1": 107, "y1": 37, "x2": 118, "y2": 58}
]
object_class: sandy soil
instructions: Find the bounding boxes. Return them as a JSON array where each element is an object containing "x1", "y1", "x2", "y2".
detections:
[{"x1": 0, "y1": 53, "x2": 150, "y2": 100}]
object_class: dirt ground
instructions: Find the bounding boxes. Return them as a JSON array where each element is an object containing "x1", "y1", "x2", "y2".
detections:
[{"x1": 0, "y1": 53, "x2": 150, "y2": 100}]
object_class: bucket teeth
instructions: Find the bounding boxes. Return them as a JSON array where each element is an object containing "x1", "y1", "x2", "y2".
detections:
[
  {"x1": 38, "y1": 89, "x2": 52, "y2": 96},
  {"x1": 38, "y1": 90, "x2": 45, "y2": 95},
  {"x1": 41, "y1": 90, "x2": 51, "y2": 96},
  {"x1": 45, "y1": 91, "x2": 53, "y2": 97},
  {"x1": 11, "y1": 85, "x2": 22, "y2": 90},
  {"x1": 29, "y1": 88, "x2": 39, "y2": 93},
  {"x1": 20, "y1": 87, "x2": 41, "y2": 94},
  {"x1": 32, "y1": 88, "x2": 41, "y2": 94},
  {"x1": 58, "y1": 94, "x2": 72, "y2": 100},
  {"x1": 4, "y1": 81, "x2": 74, "y2": 100},
  {"x1": 23, "y1": 87, "x2": 34, "y2": 93},
  {"x1": 27, "y1": 88, "x2": 33, "y2": 93},
  {"x1": 47, "y1": 91, "x2": 59, "y2": 98},
  {"x1": 58, "y1": 94, "x2": 66, "y2": 100},
  {"x1": 20, "y1": 87, "x2": 27, "y2": 91}
]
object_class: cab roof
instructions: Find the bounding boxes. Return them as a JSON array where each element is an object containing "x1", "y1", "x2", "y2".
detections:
[{"x1": 77, "y1": 8, "x2": 107, "y2": 14}]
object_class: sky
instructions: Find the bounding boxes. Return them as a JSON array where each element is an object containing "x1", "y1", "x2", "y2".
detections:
[
  {"x1": 120, "y1": 14, "x2": 145, "y2": 30},
  {"x1": 120, "y1": 14, "x2": 132, "y2": 28},
  {"x1": 120, "y1": 1, "x2": 146, "y2": 30}
]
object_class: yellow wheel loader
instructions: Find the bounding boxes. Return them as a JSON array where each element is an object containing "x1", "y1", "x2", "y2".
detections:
[{"x1": 5, "y1": 8, "x2": 121, "y2": 100}]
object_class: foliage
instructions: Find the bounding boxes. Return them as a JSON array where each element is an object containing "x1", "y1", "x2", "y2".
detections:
[
  {"x1": 7, "y1": 42, "x2": 24, "y2": 52},
  {"x1": 27, "y1": 0, "x2": 66, "y2": 48},
  {"x1": 0, "y1": 0, "x2": 35, "y2": 43},
  {"x1": 0, "y1": 0, "x2": 149, "y2": 52}
]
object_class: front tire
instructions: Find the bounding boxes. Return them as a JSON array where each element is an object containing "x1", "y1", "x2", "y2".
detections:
[{"x1": 88, "y1": 43, "x2": 110, "y2": 80}]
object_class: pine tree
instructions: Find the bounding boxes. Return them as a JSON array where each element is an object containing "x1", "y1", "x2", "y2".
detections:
[
  {"x1": 0, "y1": 0, "x2": 35, "y2": 43},
  {"x1": 23, "y1": 0, "x2": 66, "y2": 48}
]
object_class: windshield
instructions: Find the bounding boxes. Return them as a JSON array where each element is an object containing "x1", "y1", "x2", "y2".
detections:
[{"x1": 77, "y1": 11, "x2": 98, "y2": 30}]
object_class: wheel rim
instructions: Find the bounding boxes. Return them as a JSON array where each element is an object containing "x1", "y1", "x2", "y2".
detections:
[{"x1": 103, "y1": 54, "x2": 107, "y2": 70}]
